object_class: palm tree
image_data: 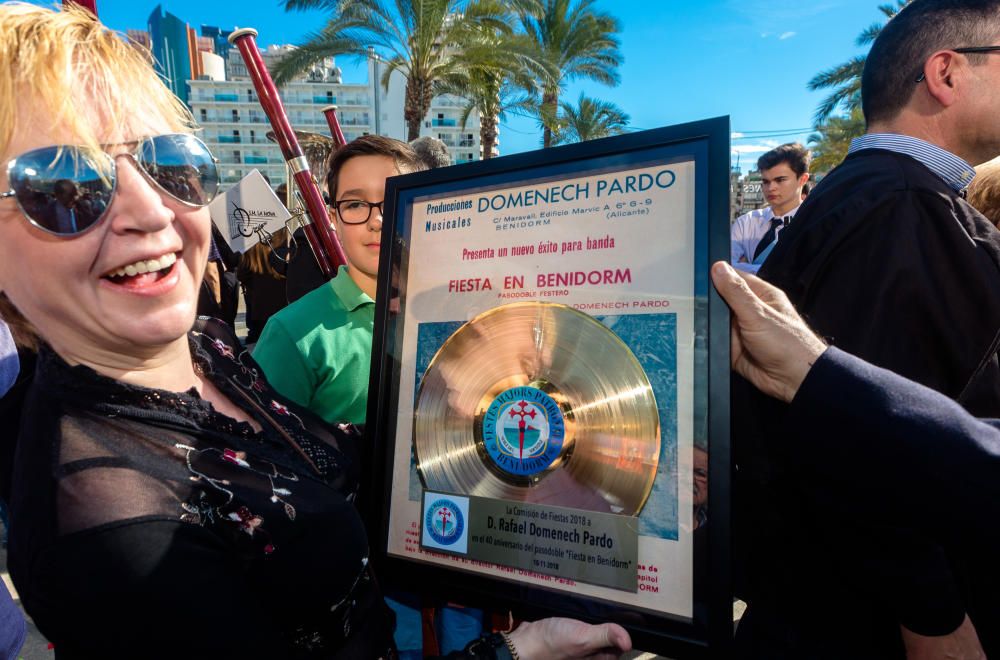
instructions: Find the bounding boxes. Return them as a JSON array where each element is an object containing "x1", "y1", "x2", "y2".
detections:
[
  {"x1": 275, "y1": 0, "x2": 513, "y2": 141},
  {"x1": 808, "y1": 0, "x2": 910, "y2": 124},
  {"x1": 435, "y1": 24, "x2": 547, "y2": 159},
  {"x1": 551, "y1": 92, "x2": 628, "y2": 145},
  {"x1": 437, "y1": 69, "x2": 538, "y2": 159},
  {"x1": 807, "y1": 107, "x2": 865, "y2": 173},
  {"x1": 518, "y1": 0, "x2": 622, "y2": 148}
]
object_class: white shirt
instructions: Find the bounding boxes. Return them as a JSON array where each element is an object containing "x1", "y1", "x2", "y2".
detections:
[{"x1": 730, "y1": 204, "x2": 801, "y2": 274}]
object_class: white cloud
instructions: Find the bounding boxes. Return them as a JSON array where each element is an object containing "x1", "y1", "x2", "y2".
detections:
[
  {"x1": 731, "y1": 132, "x2": 745, "y2": 139},
  {"x1": 779, "y1": 31, "x2": 796, "y2": 40},
  {"x1": 760, "y1": 32, "x2": 771, "y2": 38},
  {"x1": 731, "y1": 141, "x2": 780, "y2": 154}
]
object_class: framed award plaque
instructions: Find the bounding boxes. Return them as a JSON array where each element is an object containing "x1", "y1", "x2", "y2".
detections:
[{"x1": 364, "y1": 117, "x2": 732, "y2": 657}]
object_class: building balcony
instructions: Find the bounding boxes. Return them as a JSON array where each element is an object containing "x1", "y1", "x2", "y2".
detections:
[
  {"x1": 217, "y1": 135, "x2": 241, "y2": 143},
  {"x1": 214, "y1": 93, "x2": 239, "y2": 102},
  {"x1": 458, "y1": 139, "x2": 475, "y2": 147},
  {"x1": 243, "y1": 155, "x2": 269, "y2": 164},
  {"x1": 432, "y1": 118, "x2": 457, "y2": 127},
  {"x1": 433, "y1": 97, "x2": 468, "y2": 108}
]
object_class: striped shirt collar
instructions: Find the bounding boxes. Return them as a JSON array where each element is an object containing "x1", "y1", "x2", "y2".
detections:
[{"x1": 848, "y1": 133, "x2": 976, "y2": 193}]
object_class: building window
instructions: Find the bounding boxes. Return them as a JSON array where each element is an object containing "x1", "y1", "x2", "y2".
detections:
[
  {"x1": 232, "y1": 109, "x2": 239, "y2": 121},
  {"x1": 200, "y1": 108, "x2": 207, "y2": 121}
]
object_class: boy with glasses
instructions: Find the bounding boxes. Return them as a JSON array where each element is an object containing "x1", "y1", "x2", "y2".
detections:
[{"x1": 253, "y1": 135, "x2": 423, "y2": 426}]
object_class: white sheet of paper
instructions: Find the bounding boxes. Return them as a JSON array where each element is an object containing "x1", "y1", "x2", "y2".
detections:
[{"x1": 208, "y1": 169, "x2": 291, "y2": 253}]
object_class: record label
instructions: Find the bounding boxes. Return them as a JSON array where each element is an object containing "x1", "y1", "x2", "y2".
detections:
[
  {"x1": 414, "y1": 302, "x2": 661, "y2": 516},
  {"x1": 481, "y1": 386, "x2": 566, "y2": 478},
  {"x1": 425, "y1": 498, "x2": 465, "y2": 546}
]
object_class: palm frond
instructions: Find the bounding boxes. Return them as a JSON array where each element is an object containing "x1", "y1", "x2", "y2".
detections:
[{"x1": 270, "y1": 26, "x2": 369, "y2": 84}]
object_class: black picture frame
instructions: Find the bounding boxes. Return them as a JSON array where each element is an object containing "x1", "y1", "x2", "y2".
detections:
[{"x1": 362, "y1": 116, "x2": 732, "y2": 657}]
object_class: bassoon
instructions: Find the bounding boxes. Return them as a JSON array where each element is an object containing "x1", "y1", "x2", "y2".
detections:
[
  {"x1": 63, "y1": 0, "x2": 97, "y2": 14},
  {"x1": 320, "y1": 105, "x2": 348, "y2": 149},
  {"x1": 228, "y1": 28, "x2": 348, "y2": 279}
]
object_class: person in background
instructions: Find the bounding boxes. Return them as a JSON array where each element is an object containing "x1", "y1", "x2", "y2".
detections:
[
  {"x1": 253, "y1": 135, "x2": 418, "y2": 425},
  {"x1": 254, "y1": 136, "x2": 432, "y2": 657},
  {"x1": 0, "y1": 6, "x2": 630, "y2": 657},
  {"x1": 197, "y1": 222, "x2": 240, "y2": 328},
  {"x1": 730, "y1": 143, "x2": 811, "y2": 273},
  {"x1": 407, "y1": 132, "x2": 488, "y2": 654},
  {"x1": 410, "y1": 136, "x2": 452, "y2": 169},
  {"x1": 968, "y1": 157, "x2": 1000, "y2": 228},
  {"x1": 743, "y1": 0, "x2": 1000, "y2": 655},
  {"x1": 237, "y1": 226, "x2": 290, "y2": 345}
]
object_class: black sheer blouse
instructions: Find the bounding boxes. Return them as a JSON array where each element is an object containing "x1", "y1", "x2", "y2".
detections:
[{"x1": 8, "y1": 319, "x2": 395, "y2": 658}]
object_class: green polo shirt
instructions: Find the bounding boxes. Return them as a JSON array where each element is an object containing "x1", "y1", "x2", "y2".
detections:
[{"x1": 252, "y1": 266, "x2": 375, "y2": 425}]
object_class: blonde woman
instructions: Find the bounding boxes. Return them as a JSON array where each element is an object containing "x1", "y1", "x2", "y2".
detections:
[{"x1": 0, "y1": 5, "x2": 630, "y2": 658}]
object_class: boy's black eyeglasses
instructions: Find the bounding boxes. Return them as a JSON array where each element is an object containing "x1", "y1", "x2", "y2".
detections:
[
  {"x1": 1, "y1": 134, "x2": 219, "y2": 237},
  {"x1": 333, "y1": 199, "x2": 384, "y2": 225},
  {"x1": 915, "y1": 46, "x2": 1000, "y2": 82}
]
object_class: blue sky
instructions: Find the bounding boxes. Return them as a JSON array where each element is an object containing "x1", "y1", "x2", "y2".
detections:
[{"x1": 46, "y1": 0, "x2": 881, "y2": 169}]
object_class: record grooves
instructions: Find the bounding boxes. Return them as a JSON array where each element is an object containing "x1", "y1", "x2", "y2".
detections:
[{"x1": 414, "y1": 302, "x2": 660, "y2": 516}]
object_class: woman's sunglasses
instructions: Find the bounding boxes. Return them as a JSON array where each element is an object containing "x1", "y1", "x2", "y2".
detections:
[{"x1": 1, "y1": 133, "x2": 219, "y2": 237}]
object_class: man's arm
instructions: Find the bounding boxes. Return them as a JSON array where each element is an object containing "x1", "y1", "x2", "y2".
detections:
[{"x1": 714, "y1": 262, "x2": 990, "y2": 655}]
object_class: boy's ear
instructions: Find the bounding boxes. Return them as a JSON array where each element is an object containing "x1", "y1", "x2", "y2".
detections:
[{"x1": 798, "y1": 172, "x2": 810, "y2": 187}]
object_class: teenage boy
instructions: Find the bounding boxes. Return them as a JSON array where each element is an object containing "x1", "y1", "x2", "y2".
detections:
[
  {"x1": 730, "y1": 143, "x2": 811, "y2": 273},
  {"x1": 253, "y1": 136, "x2": 480, "y2": 659},
  {"x1": 253, "y1": 136, "x2": 422, "y2": 425}
]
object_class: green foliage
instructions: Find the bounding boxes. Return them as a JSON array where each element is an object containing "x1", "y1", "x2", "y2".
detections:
[
  {"x1": 275, "y1": 0, "x2": 623, "y2": 149},
  {"x1": 275, "y1": 0, "x2": 517, "y2": 141},
  {"x1": 808, "y1": 107, "x2": 866, "y2": 173},
  {"x1": 517, "y1": 0, "x2": 623, "y2": 147},
  {"x1": 550, "y1": 92, "x2": 629, "y2": 145},
  {"x1": 807, "y1": 0, "x2": 910, "y2": 124}
]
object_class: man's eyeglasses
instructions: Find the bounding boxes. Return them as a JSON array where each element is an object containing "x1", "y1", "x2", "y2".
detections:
[
  {"x1": 333, "y1": 199, "x2": 384, "y2": 225},
  {"x1": 1, "y1": 133, "x2": 219, "y2": 237},
  {"x1": 915, "y1": 46, "x2": 1000, "y2": 82}
]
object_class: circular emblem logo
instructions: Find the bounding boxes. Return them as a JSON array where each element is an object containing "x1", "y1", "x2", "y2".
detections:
[
  {"x1": 481, "y1": 386, "x2": 566, "y2": 478},
  {"x1": 425, "y1": 498, "x2": 464, "y2": 546}
]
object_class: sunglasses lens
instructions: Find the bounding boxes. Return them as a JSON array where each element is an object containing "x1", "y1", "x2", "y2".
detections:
[
  {"x1": 139, "y1": 134, "x2": 219, "y2": 206},
  {"x1": 8, "y1": 147, "x2": 113, "y2": 235}
]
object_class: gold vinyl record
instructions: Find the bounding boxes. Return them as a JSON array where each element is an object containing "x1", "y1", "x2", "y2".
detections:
[{"x1": 414, "y1": 302, "x2": 660, "y2": 516}]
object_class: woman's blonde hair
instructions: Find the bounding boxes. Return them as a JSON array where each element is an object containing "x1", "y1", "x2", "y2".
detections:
[
  {"x1": 0, "y1": 2, "x2": 198, "y2": 349},
  {"x1": 969, "y1": 158, "x2": 1000, "y2": 229}
]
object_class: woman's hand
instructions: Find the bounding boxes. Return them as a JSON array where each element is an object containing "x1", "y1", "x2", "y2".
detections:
[{"x1": 505, "y1": 617, "x2": 631, "y2": 659}]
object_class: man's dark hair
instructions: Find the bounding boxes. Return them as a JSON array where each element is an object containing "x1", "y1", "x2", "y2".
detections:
[
  {"x1": 757, "y1": 143, "x2": 811, "y2": 177},
  {"x1": 409, "y1": 136, "x2": 452, "y2": 169},
  {"x1": 325, "y1": 134, "x2": 426, "y2": 199},
  {"x1": 862, "y1": 0, "x2": 1000, "y2": 125}
]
